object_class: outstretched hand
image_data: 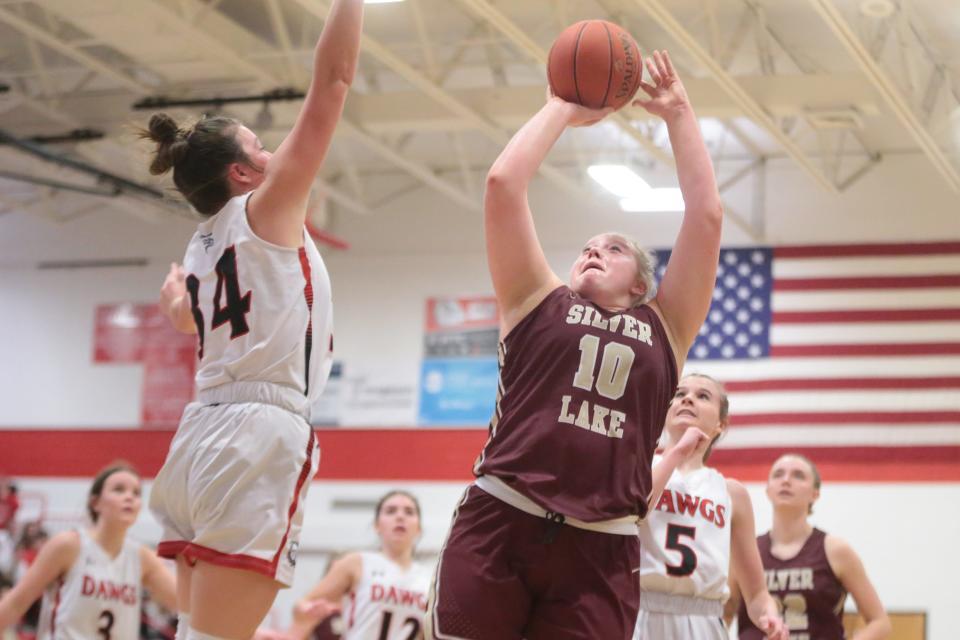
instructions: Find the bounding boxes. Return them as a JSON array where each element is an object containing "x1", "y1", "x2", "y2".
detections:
[
  {"x1": 632, "y1": 50, "x2": 690, "y2": 120},
  {"x1": 294, "y1": 597, "x2": 341, "y2": 623},
  {"x1": 159, "y1": 262, "x2": 187, "y2": 317}
]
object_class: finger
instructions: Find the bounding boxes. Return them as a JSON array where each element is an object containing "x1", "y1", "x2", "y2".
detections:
[
  {"x1": 653, "y1": 50, "x2": 669, "y2": 82},
  {"x1": 636, "y1": 80, "x2": 658, "y2": 99},
  {"x1": 660, "y1": 49, "x2": 677, "y2": 78},
  {"x1": 645, "y1": 56, "x2": 662, "y2": 86}
]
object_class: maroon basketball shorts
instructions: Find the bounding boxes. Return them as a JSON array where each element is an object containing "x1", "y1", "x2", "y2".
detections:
[{"x1": 427, "y1": 485, "x2": 640, "y2": 640}]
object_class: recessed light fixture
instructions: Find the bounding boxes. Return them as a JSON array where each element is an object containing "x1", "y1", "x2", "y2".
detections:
[
  {"x1": 859, "y1": 0, "x2": 895, "y2": 19},
  {"x1": 365, "y1": 0, "x2": 404, "y2": 4},
  {"x1": 588, "y1": 164, "x2": 684, "y2": 212}
]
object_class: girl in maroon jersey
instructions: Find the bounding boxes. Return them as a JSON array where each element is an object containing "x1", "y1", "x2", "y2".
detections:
[
  {"x1": 428, "y1": 50, "x2": 723, "y2": 640},
  {"x1": 0, "y1": 464, "x2": 177, "y2": 638},
  {"x1": 727, "y1": 454, "x2": 891, "y2": 639}
]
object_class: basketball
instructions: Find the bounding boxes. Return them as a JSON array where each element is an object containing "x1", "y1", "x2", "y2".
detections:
[{"x1": 547, "y1": 20, "x2": 643, "y2": 111}]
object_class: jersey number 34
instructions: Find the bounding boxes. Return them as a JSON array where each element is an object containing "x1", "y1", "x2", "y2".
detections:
[{"x1": 186, "y1": 246, "x2": 252, "y2": 358}]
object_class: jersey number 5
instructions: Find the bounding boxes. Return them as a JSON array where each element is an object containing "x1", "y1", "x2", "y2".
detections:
[
  {"x1": 664, "y1": 524, "x2": 698, "y2": 577},
  {"x1": 186, "y1": 246, "x2": 252, "y2": 358}
]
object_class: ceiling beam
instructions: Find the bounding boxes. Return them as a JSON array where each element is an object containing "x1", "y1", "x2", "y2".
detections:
[
  {"x1": 453, "y1": 0, "x2": 673, "y2": 164},
  {"x1": 342, "y1": 75, "x2": 880, "y2": 132},
  {"x1": 630, "y1": 0, "x2": 837, "y2": 193},
  {"x1": 0, "y1": 6, "x2": 151, "y2": 94},
  {"x1": 808, "y1": 0, "x2": 960, "y2": 193},
  {"x1": 289, "y1": 0, "x2": 598, "y2": 204}
]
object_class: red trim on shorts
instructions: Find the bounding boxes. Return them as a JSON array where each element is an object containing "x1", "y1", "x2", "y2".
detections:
[
  {"x1": 271, "y1": 428, "x2": 316, "y2": 573},
  {"x1": 157, "y1": 540, "x2": 276, "y2": 576},
  {"x1": 155, "y1": 431, "x2": 316, "y2": 579}
]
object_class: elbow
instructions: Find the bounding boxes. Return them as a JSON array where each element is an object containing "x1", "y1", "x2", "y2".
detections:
[
  {"x1": 687, "y1": 199, "x2": 723, "y2": 231},
  {"x1": 485, "y1": 167, "x2": 523, "y2": 199}
]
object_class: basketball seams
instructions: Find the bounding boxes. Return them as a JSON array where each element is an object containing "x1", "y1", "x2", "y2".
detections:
[
  {"x1": 600, "y1": 21, "x2": 615, "y2": 109},
  {"x1": 572, "y1": 20, "x2": 588, "y2": 107}
]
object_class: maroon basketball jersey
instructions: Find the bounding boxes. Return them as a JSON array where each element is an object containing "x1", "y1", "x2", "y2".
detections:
[
  {"x1": 738, "y1": 529, "x2": 847, "y2": 640},
  {"x1": 473, "y1": 285, "x2": 677, "y2": 522}
]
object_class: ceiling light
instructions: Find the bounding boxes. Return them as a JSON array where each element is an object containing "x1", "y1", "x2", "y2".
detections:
[
  {"x1": 620, "y1": 189, "x2": 685, "y2": 213},
  {"x1": 587, "y1": 164, "x2": 651, "y2": 198},
  {"x1": 859, "y1": 0, "x2": 895, "y2": 19},
  {"x1": 365, "y1": 0, "x2": 404, "y2": 4}
]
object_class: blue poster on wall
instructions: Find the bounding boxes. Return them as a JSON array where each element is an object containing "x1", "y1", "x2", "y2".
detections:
[{"x1": 418, "y1": 357, "x2": 498, "y2": 426}]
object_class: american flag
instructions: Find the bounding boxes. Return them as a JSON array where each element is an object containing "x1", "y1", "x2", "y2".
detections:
[{"x1": 655, "y1": 241, "x2": 960, "y2": 479}]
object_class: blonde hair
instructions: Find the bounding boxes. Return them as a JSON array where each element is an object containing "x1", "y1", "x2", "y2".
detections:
[{"x1": 606, "y1": 232, "x2": 657, "y2": 306}]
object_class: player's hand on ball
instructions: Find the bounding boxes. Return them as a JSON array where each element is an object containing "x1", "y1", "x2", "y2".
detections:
[
  {"x1": 548, "y1": 96, "x2": 614, "y2": 128},
  {"x1": 632, "y1": 50, "x2": 690, "y2": 120}
]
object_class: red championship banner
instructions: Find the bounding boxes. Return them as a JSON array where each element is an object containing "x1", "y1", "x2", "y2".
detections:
[
  {"x1": 94, "y1": 304, "x2": 196, "y2": 428},
  {"x1": 423, "y1": 296, "x2": 499, "y2": 357}
]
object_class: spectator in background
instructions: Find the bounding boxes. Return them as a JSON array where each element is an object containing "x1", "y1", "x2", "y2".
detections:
[{"x1": 0, "y1": 480, "x2": 18, "y2": 534}]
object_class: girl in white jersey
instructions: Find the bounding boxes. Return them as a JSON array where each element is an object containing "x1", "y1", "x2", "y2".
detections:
[
  {"x1": 141, "y1": 2, "x2": 363, "y2": 639},
  {"x1": 0, "y1": 464, "x2": 177, "y2": 639},
  {"x1": 634, "y1": 374, "x2": 787, "y2": 640},
  {"x1": 286, "y1": 491, "x2": 431, "y2": 640}
]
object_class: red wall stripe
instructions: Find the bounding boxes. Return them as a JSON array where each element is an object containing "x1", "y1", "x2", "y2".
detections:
[
  {"x1": 769, "y1": 343, "x2": 960, "y2": 357},
  {"x1": 724, "y1": 377, "x2": 960, "y2": 392},
  {"x1": 0, "y1": 430, "x2": 957, "y2": 483},
  {"x1": 774, "y1": 275, "x2": 960, "y2": 290},
  {"x1": 730, "y1": 411, "x2": 960, "y2": 426},
  {"x1": 775, "y1": 241, "x2": 960, "y2": 258},
  {"x1": 772, "y1": 309, "x2": 960, "y2": 323}
]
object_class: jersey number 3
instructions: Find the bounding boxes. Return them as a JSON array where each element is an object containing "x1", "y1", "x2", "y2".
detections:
[{"x1": 186, "y1": 246, "x2": 252, "y2": 358}]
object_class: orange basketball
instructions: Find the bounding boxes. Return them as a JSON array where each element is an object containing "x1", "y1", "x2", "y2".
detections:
[{"x1": 547, "y1": 20, "x2": 643, "y2": 111}]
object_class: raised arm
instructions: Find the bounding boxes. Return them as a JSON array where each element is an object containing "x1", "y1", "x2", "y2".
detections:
[
  {"x1": 637, "y1": 51, "x2": 722, "y2": 366},
  {"x1": 0, "y1": 531, "x2": 79, "y2": 630},
  {"x1": 287, "y1": 552, "x2": 361, "y2": 640},
  {"x1": 727, "y1": 479, "x2": 787, "y2": 640},
  {"x1": 249, "y1": 0, "x2": 363, "y2": 246},
  {"x1": 825, "y1": 535, "x2": 891, "y2": 640},
  {"x1": 485, "y1": 97, "x2": 611, "y2": 336},
  {"x1": 646, "y1": 428, "x2": 709, "y2": 510}
]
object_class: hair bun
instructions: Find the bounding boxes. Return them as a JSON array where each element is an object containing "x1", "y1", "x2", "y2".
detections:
[
  {"x1": 148, "y1": 113, "x2": 181, "y2": 145},
  {"x1": 144, "y1": 113, "x2": 189, "y2": 175}
]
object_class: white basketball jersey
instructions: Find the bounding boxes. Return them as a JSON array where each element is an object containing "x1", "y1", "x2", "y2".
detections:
[
  {"x1": 341, "y1": 552, "x2": 431, "y2": 640},
  {"x1": 638, "y1": 457, "x2": 732, "y2": 601},
  {"x1": 37, "y1": 530, "x2": 142, "y2": 640},
  {"x1": 183, "y1": 192, "x2": 334, "y2": 412}
]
